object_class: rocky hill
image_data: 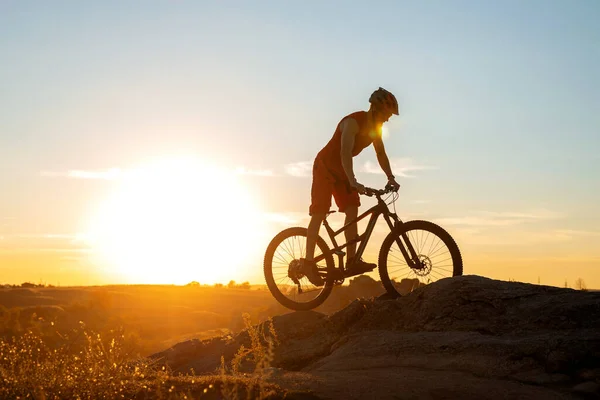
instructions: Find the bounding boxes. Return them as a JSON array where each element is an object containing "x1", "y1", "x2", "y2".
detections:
[{"x1": 151, "y1": 276, "x2": 600, "y2": 399}]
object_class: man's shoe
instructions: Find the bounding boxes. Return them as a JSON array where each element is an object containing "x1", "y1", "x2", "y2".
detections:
[
  {"x1": 299, "y1": 258, "x2": 324, "y2": 287},
  {"x1": 346, "y1": 257, "x2": 377, "y2": 276}
]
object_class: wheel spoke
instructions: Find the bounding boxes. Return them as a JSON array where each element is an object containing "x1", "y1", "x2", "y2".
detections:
[
  {"x1": 432, "y1": 256, "x2": 453, "y2": 265},
  {"x1": 389, "y1": 250, "x2": 409, "y2": 265},
  {"x1": 299, "y1": 236, "x2": 305, "y2": 258},
  {"x1": 283, "y1": 238, "x2": 296, "y2": 259},
  {"x1": 426, "y1": 234, "x2": 437, "y2": 256},
  {"x1": 279, "y1": 240, "x2": 293, "y2": 261},
  {"x1": 429, "y1": 269, "x2": 447, "y2": 280},
  {"x1": 429, "y1": 251, "x2": 450, "y2": 261},
  {"x1": 420, "y1": 230, "x2": 430, "y2": 255},
  {"x1": 275, "y1": 275, "x2": 289, "y2": 285},
  {"x1": 428, "y1": 241, "x2": 446, "y2": 259},
  {"x1": 273, "y1": 251, "x2": 290, "y2": 266}
]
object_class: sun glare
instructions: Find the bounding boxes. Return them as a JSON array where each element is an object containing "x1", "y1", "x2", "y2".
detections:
[
  {"x1": 381, "y1": 124, "x2": 390, "y2": 140},
  {"x1": 86, "y1": 157, "x2": 265, "y2": 285}
]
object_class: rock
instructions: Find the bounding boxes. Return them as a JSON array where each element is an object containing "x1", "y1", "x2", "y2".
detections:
[
  {"x1": 375, "y1": 291, "x2": 400, "y2": 301},
  {"x1": 572, "y1": 381, "x2": 600, "y2": 395},
  {"x1": 512, "y1": 369, "x2": 571, "y2": 385},
  {"x1": 283, "y1": 392, "x2": 323, "y2": 400},
  {"x1": 546, "y1": 350, "x2": 573, "y2": 373},
  {"x1": 578, "y1": 368, "x2": 600, "y2": 381},
  {"x1": 150, "y1": 275, "x2": 600, "y2": 398}
]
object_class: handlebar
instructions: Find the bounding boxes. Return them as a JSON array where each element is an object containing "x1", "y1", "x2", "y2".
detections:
[{"x1": 362, "y1": 184, "x2": 399, "y2": 198}]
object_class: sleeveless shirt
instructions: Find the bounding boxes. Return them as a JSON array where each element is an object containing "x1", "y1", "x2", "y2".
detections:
[{"x1": 316, "y1": 111, "x2": 379, "y2": 181}]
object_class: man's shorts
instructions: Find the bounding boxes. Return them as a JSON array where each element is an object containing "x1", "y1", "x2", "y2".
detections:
[{"x1": 309, "y1": 157, "x2": 360, "y2": 216}]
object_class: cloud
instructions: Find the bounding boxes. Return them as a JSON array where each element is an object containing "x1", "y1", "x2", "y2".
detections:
[
  {"x1": 435, "y1": 209, "x2": 563, "y2": 227},
  {"x1": 7, "y1": 233, "x2": 88, "y2": 242},
  {"x1": 263, "y1": 212, "x2": 308, "y2": 226},
  {"x1": 41, "y1": 165, "x2": 280, "y2": 182},
  {"x1": 411, "y1": 199, "x2": 432, "y2": 205},
  {"x1": 39, "y1": 158, "x2": 433, "y2": 182},
  {"x1": 284, "y1": 161, "x2": 312, "y2": 177},
  {"x1": 456, "y1": 229, "x2": 591, "y2": 246},
  {"x1": 234, "y1": 167, "x2": 277, "y2": 177},
  {"x1": 0, "y1": 233, "x2": 91, "y2": 253},
  {"x1": 41, "y1": 168, "x2": 122, "y2": 180},
  {"x1": 0, "y1": 248, "x2": 92, "y2": 253},
  {"x1": 59, "y1": 256, "x2": 82, "y2": 262},
  {"x1": 552, "y1": 229, "x2": 600, "y2": 238},
  {"x1": 359, "y1": 158, "x2": 437, "y2": 178},
  {"x1": 434, "y1": 210, "x2": 594, "y2": 247},
  {"x1": 476, "y1": 210, "x2": 563, "y2": 220}
]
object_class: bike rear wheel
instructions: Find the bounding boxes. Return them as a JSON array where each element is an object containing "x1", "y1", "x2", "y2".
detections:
[
  {"x1": 378, "y1": 220, "x2": 463, "y2": 296},
  {"x1": 264, "y1": 227, "x2": 334, "y2": 311}
]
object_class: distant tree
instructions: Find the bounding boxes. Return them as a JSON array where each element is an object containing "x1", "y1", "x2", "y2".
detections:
[
  {"x1": 214, "y1": 283, "x2": 224, "y2": 288},
  {"x1": 574, "y1": 278, "x2": 587, "y2": 291},
  {"x1": 186, "y1": 281, "x2": 200, "y2": 287},
  {"x1": 21, "y1": 282, "x2": 36, "y2": 288},
  {"x1": 227, "y1": 280, "x2": 236, "y2": 289},
  {"x1": 238, "y1": 281, "x2": 251, "y2": 290}
]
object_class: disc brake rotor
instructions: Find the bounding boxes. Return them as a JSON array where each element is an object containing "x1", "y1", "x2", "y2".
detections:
[{"x1": 413, "y1": 254, "x2": 433, "y2": 277}]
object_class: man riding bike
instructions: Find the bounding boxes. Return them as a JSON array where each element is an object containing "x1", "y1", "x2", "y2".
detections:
[{"x1": 301, "y1": 87, "x2": 401, "y2": 286}]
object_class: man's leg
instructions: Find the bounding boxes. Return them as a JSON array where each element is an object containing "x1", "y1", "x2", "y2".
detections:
[
  {"x1": 306, "y1": 212, "x2": 325, "y2": 261},
  {"x1": 338, "y1": 188, "x2": 375, "y2": 272},
  {"x1": 344, "y1": 205, "x2": 358, "y2": 260},
  {"x1": 302, "y1": 160, "x2": 330, "y2": 286}
]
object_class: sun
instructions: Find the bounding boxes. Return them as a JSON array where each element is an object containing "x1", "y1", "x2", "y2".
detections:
[{"x1": 86, "y1": 157, "x2": 265, "y2": 284}]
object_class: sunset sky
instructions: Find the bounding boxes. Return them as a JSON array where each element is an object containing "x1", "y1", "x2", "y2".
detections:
[{"x1": 1, "y1": 1, "x2": 599, "y2": 288}]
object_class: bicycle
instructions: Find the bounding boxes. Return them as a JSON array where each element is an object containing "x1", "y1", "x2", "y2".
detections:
[{"x1": 263, "y1": 184, "x2": 463, "y2": 311}]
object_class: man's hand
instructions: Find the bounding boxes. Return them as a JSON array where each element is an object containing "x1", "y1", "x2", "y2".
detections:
[
  {"x1": 349, "y1": 179, "x2": 366, "y2": 194},
  {"x1": 387, "y1": 176, "x2": 400, "y2": 191}
]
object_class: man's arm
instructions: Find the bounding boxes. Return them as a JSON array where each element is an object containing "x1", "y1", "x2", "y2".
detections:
[
  {"x1": 373, "y1": 136, "x2": 400, "y2": 188},
  {"x1": 340, "y1": 118, "x2": 364, "y2": 191}
]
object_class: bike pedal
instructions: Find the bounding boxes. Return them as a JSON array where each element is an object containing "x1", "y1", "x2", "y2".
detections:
[{"x1": 328, "y1": 269, "x2": 344, "y2": 281}]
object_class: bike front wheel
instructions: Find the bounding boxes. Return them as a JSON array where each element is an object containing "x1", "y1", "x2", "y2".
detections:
[
  {"x1": 378, "y1": 220, "x2": 463, "y2": 296},
  {"x1": 264, "y1": 227, "x2": 335, "y2": 311}
]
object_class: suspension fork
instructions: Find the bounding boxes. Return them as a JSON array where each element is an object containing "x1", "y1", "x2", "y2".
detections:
[{"x1": 384, "y1": 213, "x2": 420, "y2": 268}]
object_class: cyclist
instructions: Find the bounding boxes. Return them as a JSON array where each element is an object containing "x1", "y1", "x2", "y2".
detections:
[{"x1": 301, "y1": 87, "x2": 401, "y2": 286}]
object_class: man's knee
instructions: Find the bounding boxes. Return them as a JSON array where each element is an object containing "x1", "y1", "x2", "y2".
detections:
[{"x1": 309, "y1": 212, "x2": 326, "y2": 224}]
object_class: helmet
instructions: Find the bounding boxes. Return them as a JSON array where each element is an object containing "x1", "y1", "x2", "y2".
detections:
[{"x1": 369, "y1": 87, "x2": 399, "y2": 115}]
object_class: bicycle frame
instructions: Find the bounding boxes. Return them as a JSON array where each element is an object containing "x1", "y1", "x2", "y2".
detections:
[{"x1": 313, "y1": 193, "x2": 420, "y2": 274}]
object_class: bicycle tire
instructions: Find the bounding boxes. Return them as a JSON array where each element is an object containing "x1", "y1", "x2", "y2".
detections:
[
  {"x1": 378, "y1": 220, "x2": 463, "y2": 296},
  {"x1": 264, "y1": 227, "x2": 335, "y2": 311}
]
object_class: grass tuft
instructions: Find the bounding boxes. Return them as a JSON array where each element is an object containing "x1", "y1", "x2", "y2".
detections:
[{"x1": 0, "y1": 315, "x2": 284, "y2": 399}]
